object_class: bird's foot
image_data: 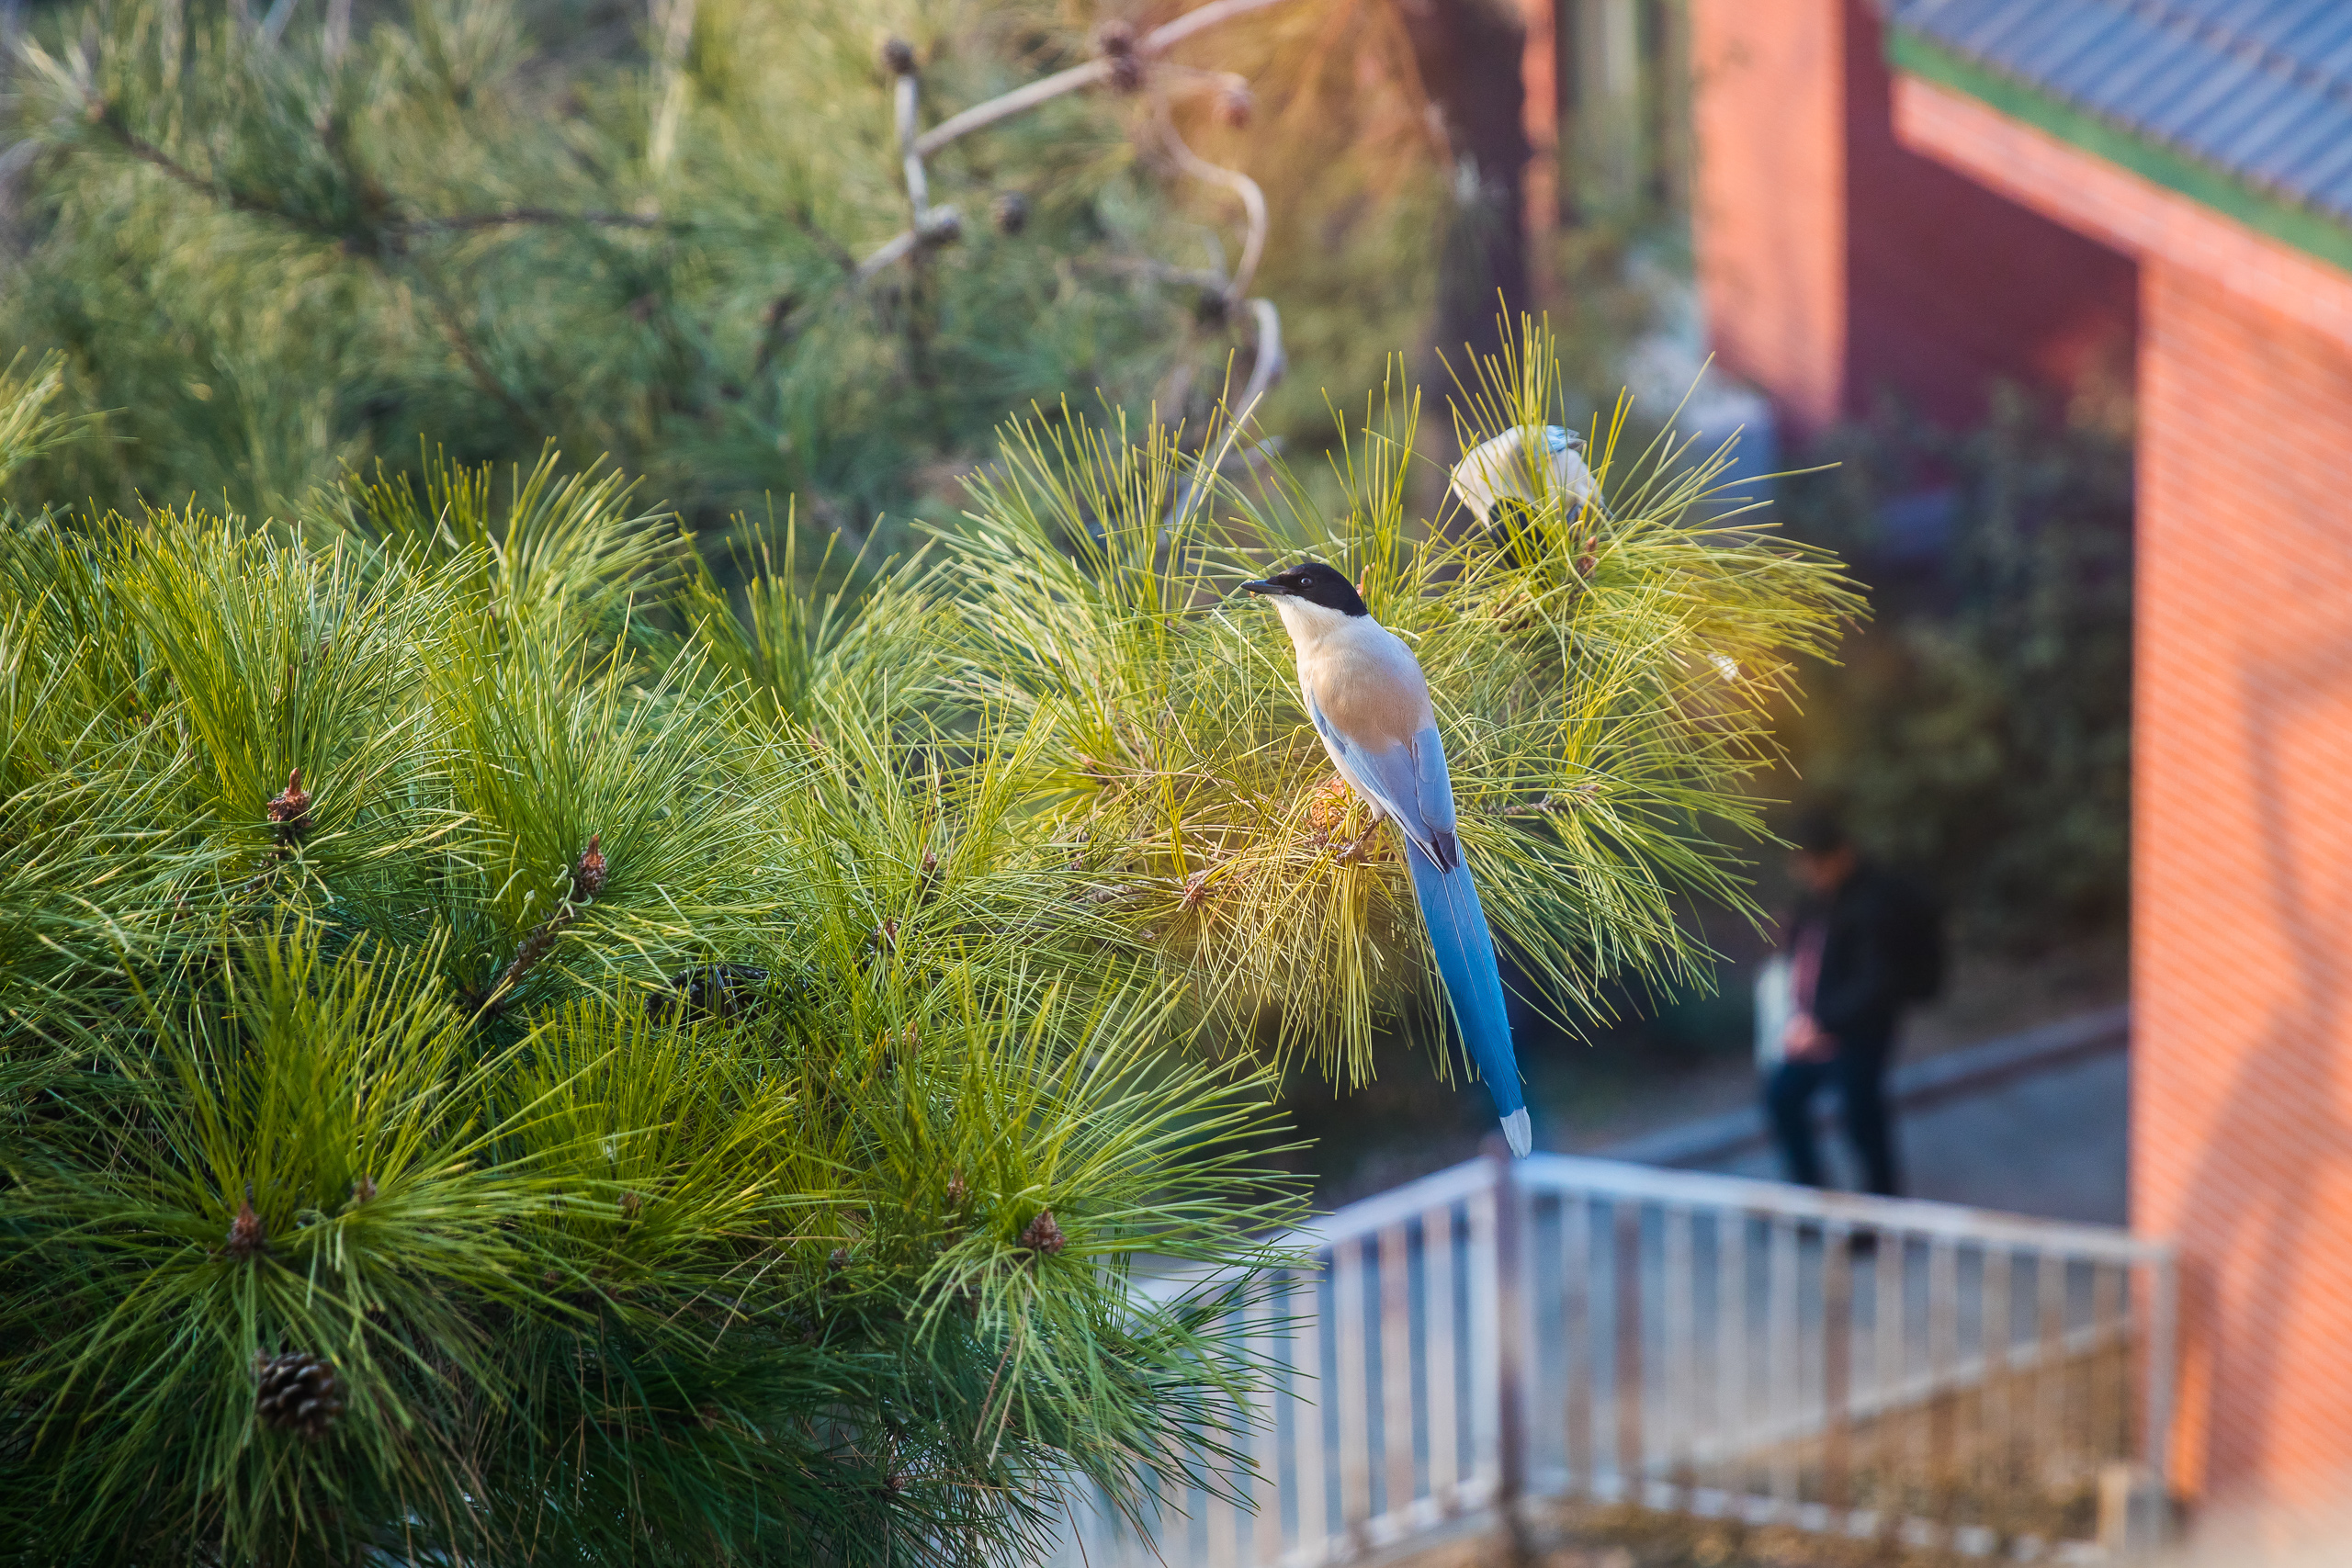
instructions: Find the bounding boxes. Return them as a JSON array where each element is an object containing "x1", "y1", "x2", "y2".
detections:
[{"x1": 1336, "y1": 818, "x2": 1389, "y2": 863}]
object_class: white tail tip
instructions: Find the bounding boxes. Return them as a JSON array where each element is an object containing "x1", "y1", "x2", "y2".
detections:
[{"x1": 1500, "y1": 1108, "x2": 1532, "y2": 1158}]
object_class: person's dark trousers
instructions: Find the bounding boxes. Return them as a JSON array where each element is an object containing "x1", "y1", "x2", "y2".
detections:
[{"x1": 1764, "y1": 1036, "x2": 1902, "y2": 1196}]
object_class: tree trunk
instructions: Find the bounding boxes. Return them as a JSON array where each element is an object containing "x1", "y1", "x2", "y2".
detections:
[{"x1": 1398, "y1": 0, "x2": 1533, "y2": 374}]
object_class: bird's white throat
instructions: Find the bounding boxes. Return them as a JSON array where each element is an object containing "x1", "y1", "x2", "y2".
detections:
[{"x1": 1267, "y1": 595, "x2": 1356, "y2": 649}]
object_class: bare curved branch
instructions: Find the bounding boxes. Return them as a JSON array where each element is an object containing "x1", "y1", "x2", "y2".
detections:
[
  {"x1": 894, "y1": 70, "x2": 930, "y2": 220},
  {"x1": 1238, "y1": 297, "x2": 1284, "y2": 414},
  {"x1": 912, "y1": 0, "x2": 1297, "y2": 158},
  {"x1": 1154, "y1": 100, "x2": 1267, "y2": 306}
]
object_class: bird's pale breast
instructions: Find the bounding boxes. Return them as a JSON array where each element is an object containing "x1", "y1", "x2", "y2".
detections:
[{"x1": 1299, "y1": 626, "x2": 1432, "y2": 750}]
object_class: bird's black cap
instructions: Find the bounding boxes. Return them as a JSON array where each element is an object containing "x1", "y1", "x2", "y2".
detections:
[{"x1": 1238, "y1": 560, "x2": 1368, "y2": 616}]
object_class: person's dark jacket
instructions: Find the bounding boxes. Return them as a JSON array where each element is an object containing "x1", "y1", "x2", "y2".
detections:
[{"x1": 1797, "y1": 864, "x2": 1913, "y2": 1051}]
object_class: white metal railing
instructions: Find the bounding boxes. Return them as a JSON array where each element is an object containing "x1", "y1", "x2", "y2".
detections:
[{"x1": 1051, "y1": 1150, "x2": 2175, "y2": 1565}]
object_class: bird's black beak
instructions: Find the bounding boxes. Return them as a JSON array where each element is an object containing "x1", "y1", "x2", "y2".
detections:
[{"x1": 1239, "y1": 579, "x2": 1283, "y2": 596}]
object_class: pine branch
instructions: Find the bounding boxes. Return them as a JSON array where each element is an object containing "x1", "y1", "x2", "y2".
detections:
[
  {"x1": 394, "y1": 209, "x2": 672, "y2": 234},
  {"x1": 480, "y1": 837, "x2": 607, "y2": 1016},
  {"x1": 85, "y1": 102, "x2": 684, "y2": 252}
]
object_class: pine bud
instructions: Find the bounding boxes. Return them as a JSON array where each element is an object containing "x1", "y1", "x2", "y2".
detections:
[
  {"x1": 880, "y1": 37, "x2": 917, "y2": 76},
  {"x1": 916, "y1": 206, "x2": 963, "y2": 246},
  {"x1": 619, "y1": 1191, "x2": 642, "y2": 1221},
  {"x1": 571, "y1": 834, "x2": 606, "y2": 900},
  {"x1": 1018, "y1": 1208, "x2": 1066, "y2": 1257},
  {"x1": 225, "y1": 1182, "x2": 265, "y2": 1262},
  {"x1": 945, "y1": 1173, "x2": 967, "y2": 1207},
  {"x1": 991, "y1": 191, "x2": 1029, "y2": 236},
  {"x1": 1095, "y1": 21, "x2": 1144, "y2": 92},
  {"x1": 1217, "y1": 84, "x2": 1254, "y2": 129},
  {"x1": 266, "y1": 768, "x2": 312, "y2": 843},
  {"x1": 351, "y1": 1175, "x2": 377, "y2": 1204}
]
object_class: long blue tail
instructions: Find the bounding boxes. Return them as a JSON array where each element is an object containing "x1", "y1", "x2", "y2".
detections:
[{"x1": 1405, "y1": 840, "x2": 1531, "y2": 1156}]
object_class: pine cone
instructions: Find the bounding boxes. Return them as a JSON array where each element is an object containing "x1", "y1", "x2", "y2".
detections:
[
  {"x1": 266, "y1": 768, "x2": 312, "y2": 844},
  {"x1": 1306, "y1": 774, "x2": 1351, "y2": 834},
  {"x1": 1018, "y1": 1208, "x2": 1066, "y2": 1257},
  {"x1": 571, "y1": 834, "x2": 607, "y2": 900},
  {"x1": 990, "y1": 191, "x2": 1029, "y2": 236},
  {"x1": 880, "y1": 37, "x2": 916, "y2": 76},
  {"x1": 254, "y1": 1352, "x2": 345, "y2": 1440},
  {"x1": 225, "y1": 1183, "x2": 265, "y2": 1262}
]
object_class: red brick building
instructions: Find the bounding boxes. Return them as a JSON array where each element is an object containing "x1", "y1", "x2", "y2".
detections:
[{"x1": 1687, "y1": 0, "x2": 2352, "y2": 1528}]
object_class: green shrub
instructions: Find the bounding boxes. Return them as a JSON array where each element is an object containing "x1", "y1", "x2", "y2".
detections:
[{"x1": 1778, "y1": 385, "x2": 2133, "y2": 943}]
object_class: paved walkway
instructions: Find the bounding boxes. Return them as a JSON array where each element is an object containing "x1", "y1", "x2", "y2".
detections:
[{"x1": 1600, "y1": 1007, "x2": 2131, "y2": 1225}]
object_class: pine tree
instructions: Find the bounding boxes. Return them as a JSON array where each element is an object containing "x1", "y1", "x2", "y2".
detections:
[
  {"x1": 0, "y1": 0, "x2": 1442, "y2": 530},
  {"x1": 0, "y1": 318, "x2": 1854, "y2": 1562}
]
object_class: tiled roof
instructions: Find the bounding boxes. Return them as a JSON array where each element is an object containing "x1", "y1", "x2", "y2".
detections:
[{"x1": 1883, "y1": 0, "x2": 2352, "y2": 228}]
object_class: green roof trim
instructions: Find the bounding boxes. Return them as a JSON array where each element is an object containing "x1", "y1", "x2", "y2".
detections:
[{"x1": 1888, "y1": 29, "x2": 2352, "y2": 275}]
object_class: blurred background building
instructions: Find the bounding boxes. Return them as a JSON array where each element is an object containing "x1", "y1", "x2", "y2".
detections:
[
  {"x1": 1207, "y1": 0, "x2": 2352, "y2": 1551},
  {"x1": 1678, "y1": 0, "x2": 2352, "y2": 1531}
]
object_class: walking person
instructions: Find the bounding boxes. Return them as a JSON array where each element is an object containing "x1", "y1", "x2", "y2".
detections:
[{"x1": 1762, "y1": 810, "x2": 1942, "y2": 1197}]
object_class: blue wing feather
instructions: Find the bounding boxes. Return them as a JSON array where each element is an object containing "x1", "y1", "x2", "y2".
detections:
[{"x1": 1303, "y1": 692, "x2": 1525, "y2": 1145}]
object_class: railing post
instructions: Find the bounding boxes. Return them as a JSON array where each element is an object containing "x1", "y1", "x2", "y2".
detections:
[
  {"x1": 1488, "y1": 1137, "x2": 1532, "y2": 1561},
  {"x1": 1614, "y1": 1201, "x2": 1645, "y2": 1502},
  {"x1": 1822, "y1": 1226, "x2": 1853, "y2": 1516},
  {"x1": 2143, "y1": 1250, "x2": 2177, "y2": 1511}
]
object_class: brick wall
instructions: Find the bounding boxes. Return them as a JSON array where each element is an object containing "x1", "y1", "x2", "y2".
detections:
[
  {"x1": 1894, "y1": 62, "x2": 2352, "y2": 1520},
  {"x1": 2132, "y1": 258, "x2": 2352, "y2": 1516},
  {"x1": 1689, "y1": 0, "x2": 2134, "y2": 436},
  {"x1": 1690, "y1": 0, "x2": 1847, "y2": 436}
]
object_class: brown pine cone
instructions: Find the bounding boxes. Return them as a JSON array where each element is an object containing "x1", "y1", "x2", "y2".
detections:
[
  {"x1": 1306, "y1": 775, "x2": 1351, "y2": 834},
  {"x1": 254, "y1": 1352, "x2": 345, "y2": 1440}
]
